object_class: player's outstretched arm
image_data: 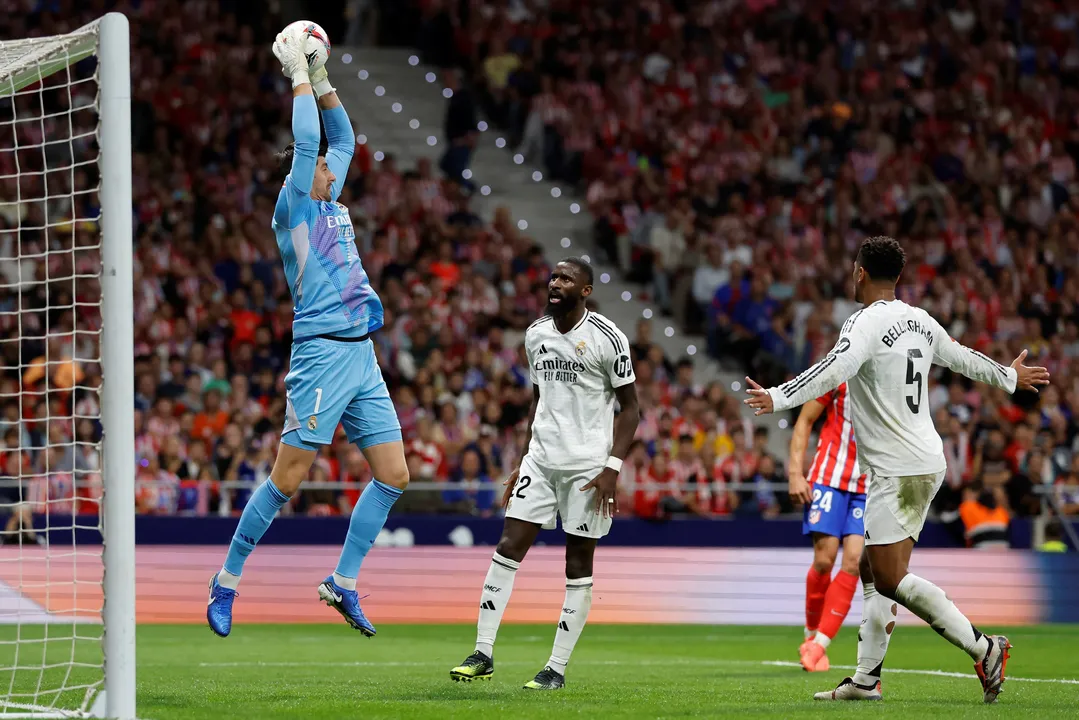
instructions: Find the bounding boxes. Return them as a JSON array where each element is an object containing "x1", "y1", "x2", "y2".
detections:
[
  {"x1": 286, "y1": 92, "x2": 320, "y2": 197},
  {"x1": 788, "y1": 397, "x2": 826, "y2": 506},
  {"x1": 272, "y1": 29, "x2": 319, "y2": 207},
  {"x1": 928, "y1": 317, "x2": 1049, "y2": 393},
  {"x1": 312, "y1": 67, "x2": 354, "y2": 202},
  {"x1": 745, "y1": 327, "x2": 870, "y2": 415}
]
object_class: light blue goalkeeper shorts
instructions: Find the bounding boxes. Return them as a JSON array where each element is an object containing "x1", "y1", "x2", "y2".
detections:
[{"x1": 281, "y1": 336, "x2": 402, "y2": 450}]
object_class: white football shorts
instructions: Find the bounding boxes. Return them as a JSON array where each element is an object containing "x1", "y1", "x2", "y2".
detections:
[
  {"x1": 504, "y1": 454, "x2": 612, "y2": 539},
  {"x1": 863, "y1": 469, "x2": 947, "y2": 545}
]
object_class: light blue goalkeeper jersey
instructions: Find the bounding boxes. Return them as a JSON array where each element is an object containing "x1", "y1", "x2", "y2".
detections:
[{"x1": 272, "y1": 95, "x2": 383, "y2": 342}]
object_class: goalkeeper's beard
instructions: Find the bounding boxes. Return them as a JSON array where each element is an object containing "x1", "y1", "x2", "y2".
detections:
[{"x1": 312, "y1": 181, "x2": 331, "y2": 201}]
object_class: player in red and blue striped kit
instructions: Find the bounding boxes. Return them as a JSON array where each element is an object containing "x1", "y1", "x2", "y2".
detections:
[{"x1": 788, "y1": 382, "x2": 867, "y2": 672}]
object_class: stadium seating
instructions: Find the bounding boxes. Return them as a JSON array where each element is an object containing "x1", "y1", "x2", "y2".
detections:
[
  {"x1": 415, "y1": 0, "x2": 1079, "y2": 529},
  {"x1": 2, "y1": 1, "x2": 1075, "y2": 540}
]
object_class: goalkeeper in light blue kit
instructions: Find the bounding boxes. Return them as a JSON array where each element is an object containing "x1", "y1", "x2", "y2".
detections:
[{"x1": 207, "y1": 25, "x2": 408, "y2": 638}]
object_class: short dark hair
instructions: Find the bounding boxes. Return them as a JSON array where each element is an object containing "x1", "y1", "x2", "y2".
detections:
[
  {"x1": 857, "y1": 236, "x2": 906, "y2": 282},
  {"x1": 275, "y1": 140, "x2": 329, "y2": 177},
  {"x1": 559, "y1": 256, "x2": 594, "y2": 285}
]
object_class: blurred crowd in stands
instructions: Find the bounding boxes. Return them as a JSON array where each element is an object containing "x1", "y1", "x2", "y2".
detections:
[
  {"x1": 416, "y1": 0, "x2": 1079, "y2": 536},
  {"x1": 0, "y1": 0, "x2": 776, "y2": 528},
  {"x1": 0, "y1": 1, "x2": 1076, "y2": 550}
]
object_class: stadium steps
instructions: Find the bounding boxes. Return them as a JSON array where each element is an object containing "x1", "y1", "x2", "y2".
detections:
[{"x1": 336, "y1": 48, "x2": 789, "y2": 450}]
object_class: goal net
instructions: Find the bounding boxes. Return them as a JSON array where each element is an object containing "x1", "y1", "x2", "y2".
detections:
[{"x1": 0, "y1": 14, "x2": 134, "y2": 720}]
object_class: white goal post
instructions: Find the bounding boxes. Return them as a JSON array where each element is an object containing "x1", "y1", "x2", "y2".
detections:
[{"x1": 0, "y1": 12, "x2": 134, "y2": 720}]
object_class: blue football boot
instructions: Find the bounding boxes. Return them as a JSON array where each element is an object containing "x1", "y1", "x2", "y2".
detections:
[
  {"x1": 318, "y1": 576, "x2": 376, "y2": 637},
  {"x1": 206, "y1": 573, "x2": 237, "y2": 637}
]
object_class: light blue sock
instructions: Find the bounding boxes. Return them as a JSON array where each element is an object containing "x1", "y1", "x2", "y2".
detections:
[
  {"x1": 222, "y1": 479, "x2": 291, "y2": 578},
  {"x1": 334, "y1": 480, "x2": 403, "y2": 584}
]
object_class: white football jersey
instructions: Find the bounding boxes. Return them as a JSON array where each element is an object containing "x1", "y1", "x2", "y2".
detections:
[
  {"x1": 768, "y1": 299, "x2": 1018, "y2": 477},
  {"x1": 525, "y1": 310, "x2": 636, "y2": 470}
]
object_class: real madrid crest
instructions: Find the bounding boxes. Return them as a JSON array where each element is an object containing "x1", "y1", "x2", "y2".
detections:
[
  {"x1": 308, "y1": 415, "x2": 318, "y2": 431},
  {"x1": 575, "y1": 340, "x2": 586, "y2": 357}
]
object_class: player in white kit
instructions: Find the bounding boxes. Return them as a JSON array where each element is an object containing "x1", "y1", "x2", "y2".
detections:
[
  {"x1": 449, "y1": 257, "x2": 640, "y2": 689},
  {"x1": 744, "y1": 237, "x2": 1049, "y2": 704}
]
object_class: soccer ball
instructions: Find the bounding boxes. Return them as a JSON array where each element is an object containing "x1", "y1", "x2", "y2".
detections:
[{"x1": 281, "y1": 20, "x2": 331, "y2": 73}]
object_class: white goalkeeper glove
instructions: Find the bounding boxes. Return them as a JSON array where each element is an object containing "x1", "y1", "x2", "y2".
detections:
[
  {"x1": 272, "y1": 28, "x2": 310, "y2": 88},
  {"x1": 309, "y1": 66, "x2": 336, "y2": 98}
]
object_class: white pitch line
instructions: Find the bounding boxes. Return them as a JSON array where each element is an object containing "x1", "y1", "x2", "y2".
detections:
[
  {"x1": 198, "y1": 657, "x2": 1079, "y2": 684},
  {"x1": 199, "y1": 661, "x2": 441, "y2": 668},
  {"x1": 761, "y1": 660, "x2": 1079, "y2": 685}
]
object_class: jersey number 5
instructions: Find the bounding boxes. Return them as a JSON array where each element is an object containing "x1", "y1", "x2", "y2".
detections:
[{"x1": 905, "y1": 348, "x2": 923, "y2": 414}]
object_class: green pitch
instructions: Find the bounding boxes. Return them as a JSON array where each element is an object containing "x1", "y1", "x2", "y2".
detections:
[{"x1": 6, "y1": 624, "x2": 1079, "y2": 718}]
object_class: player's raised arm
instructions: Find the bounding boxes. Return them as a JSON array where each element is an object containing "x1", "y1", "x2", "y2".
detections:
[
  {"x1": 788, "y1": 396, "x2": 827, "y2": 505},
  {"x1": 272, "y1": 29, "x2": 320, "y2": 217},
  {"x1": 286, "y1": 92, "x2": 320, "y2": 197},
  {"x1": 311, "y1": 65, "x2": 354, "y2": 202},
  {"x1": 746, "y1": 318, "x2": 871, "y2": 415},
  {"x1": 927, "y1": 315, "x2": 1049, "y2": 393}
]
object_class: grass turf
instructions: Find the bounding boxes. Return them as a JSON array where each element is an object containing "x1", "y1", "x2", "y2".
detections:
[{"x1": 4, "y1": 624, "x2": 1078, "y2": 718}]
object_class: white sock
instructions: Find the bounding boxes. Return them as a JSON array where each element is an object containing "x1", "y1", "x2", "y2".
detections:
[
  {"x1": 333, "y1": 572, "x2": 357, "y2": 591},
  {"x1": 217, "y1": 568, "x2": 241, "y2": 590},
  {"x1": 475, "y1": 553, "x2": 519, "y2": 657},
  {"x1": 813, "y1": 633, "x2": 831, "y2": 649},
  {"x1": 547, "y1": 577, "x2": 593, "y2": 674},
  {"x1": 804, "y1": 627, "x2": 816, "y2": 640},
  {"x1": 894, "y1": 573, "x2": 987, "y2": 661},
  {"x1": 852, "y1": 582, "x2": 896, "y2": 686}
]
